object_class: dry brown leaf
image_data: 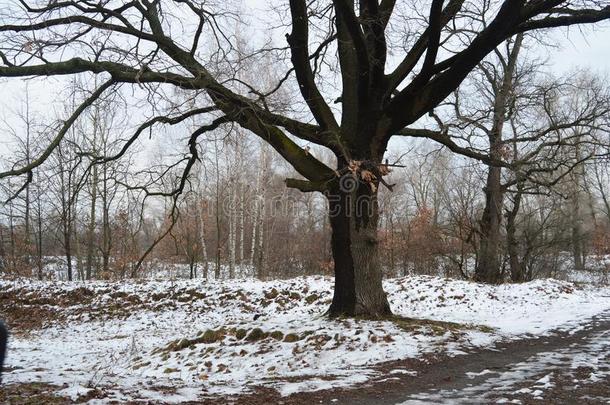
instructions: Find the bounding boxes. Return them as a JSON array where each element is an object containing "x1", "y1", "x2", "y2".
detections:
[{"x1": 361, "y1": 170, "x2": 376, "y2": 183}]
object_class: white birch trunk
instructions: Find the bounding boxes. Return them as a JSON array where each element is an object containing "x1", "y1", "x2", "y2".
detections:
[
  {"x1": 228, "y1": 181, "x2": 236, "y2": 278},
  {"x1": 239, "y1": 183, "x2": 245, "y2": 269}
]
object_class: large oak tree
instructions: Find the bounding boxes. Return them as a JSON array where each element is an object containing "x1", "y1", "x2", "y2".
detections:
[{"x1": 1, "y1": 0, "x2": 610, "y2": 317}]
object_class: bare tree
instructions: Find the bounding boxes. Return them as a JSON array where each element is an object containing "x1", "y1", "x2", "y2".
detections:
[
  {"x1": 432, "y1": 31, "x2": 610, "y2": 283},
  {"x1": 2, "y1": 1, "x2": 610, "y2": 316}
]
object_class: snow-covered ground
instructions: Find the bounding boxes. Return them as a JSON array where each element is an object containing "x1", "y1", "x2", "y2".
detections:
[{"x1": 1, "y1": 275, "x2": 610, "y2": 403}]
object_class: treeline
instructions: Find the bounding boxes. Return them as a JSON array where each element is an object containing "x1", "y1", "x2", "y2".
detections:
[
  {"x1": 1, "y1": 132, "x2": 609, "y2": 282},
  {"x1": 378, "y1": 150, "x2": 610, "y2": 281},
  {"x1": 1, "y1": 41, "x2": 610, "y2": 283},
  {"x1": 0, "y1": 80, "x2": 331, "y2": 280}
]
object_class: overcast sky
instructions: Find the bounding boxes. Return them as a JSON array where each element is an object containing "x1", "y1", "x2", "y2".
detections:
[{"x1": 545, "y1": 25, "x2": 610, "y2": 75}]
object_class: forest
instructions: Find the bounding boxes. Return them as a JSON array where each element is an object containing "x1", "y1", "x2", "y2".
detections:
[{"x1": 2, "y1": 54, "x2": 610, "y2": 287}]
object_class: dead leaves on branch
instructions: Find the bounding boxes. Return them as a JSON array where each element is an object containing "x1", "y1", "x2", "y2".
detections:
[{"x1": 344, "y1": 160, "x2": 395, "y2": 192}]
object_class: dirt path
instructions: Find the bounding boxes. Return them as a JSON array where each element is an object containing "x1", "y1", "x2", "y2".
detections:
[{"x1": 278, "y1": 311, "x2": 610, "y2": 405}]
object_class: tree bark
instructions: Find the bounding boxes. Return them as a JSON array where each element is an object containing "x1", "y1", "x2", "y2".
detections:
[
  {"x1": 571, "y1": 153, "x2": 585, "y2": 271},
  {"x1": 350, "y1": 183, "x2": 391, "y2": 316},
  {"x1": 214, "y1": 137, "x2": 221, "y2": 280},
  {"x1": 101, "y1": 162, "x2": 111, "y2": 276},
  {"x1": 256, "y1": 148, "x2": 269, "y2": 279},
  {"x1": 475, "y1": 166, "x2": 504, "y2": 283},
  {"x1": 326, "y1": 178, "x2": 391, "y2": 318},
  {"x1": 85, "y1": 168, "x2": 98, "y2": 280},
  {"x1": 196, "y1": 196, "x2": 209, "y2": 280},
  {"x1": 35, "y1": 184, "x2": 43, "y2": 280},
  {"x1": 239, "y1": 184, "x2": 245, "y2": 267},
  {"x1": 228, "y1": 180, "x2": 236, "y2": 279},
  {"x1": 506, "y1": 184, "x2": 525, "y2": 282},
  {"x1": 189, "y1": 260, "x2": 196, "y2": 279},
  {"x1": 327, "y1": 189, "x2": 355, "y2": 316},
  {"x1": 85, "y1": 135, "x2": 99, "y2": 280},
  {"x1": 572, "y1": 210, "x2": 585, "y2": 271}
]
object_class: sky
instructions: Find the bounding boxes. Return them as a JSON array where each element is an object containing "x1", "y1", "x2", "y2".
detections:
[{"x1": 545, "y1": 25, "x2": 610, "y2": 75}]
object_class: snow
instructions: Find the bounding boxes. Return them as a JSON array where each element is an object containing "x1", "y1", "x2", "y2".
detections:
[
  {"x1": 56, "y1": 385, "x2": 94, "y2": 401},
  {"x1": 400, "y1": 325, "x2": 610, "y2": 404},
  {"x1": 466, "y1": 369, "x2": 495, "y2": 378},
  {"x1": 387, "y1": 276, "x2": 610, "y2": 336},
  {"x1": 2, "y1": 274, "x2": 610, "y2": 402},
  {"x1": 390, "y1": 369, "x2": 418, "y2": 376}
]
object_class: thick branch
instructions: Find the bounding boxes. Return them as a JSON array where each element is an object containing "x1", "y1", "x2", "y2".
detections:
[
  {"x1": 396, "y1": 127, "x2": 510, "y2": 168},
  {"x1": 516, "y1": 5, "x2": 610, "y2": 32},
  {"x1": 386, "y1": 1, "x2": 610, "y2": 132},
  {"x1": 287, "y1": 0, "x2": 339, "y2": 131},
  {"x1": 285, "y1": 178, "x2": 328, "y2": 193},
  {"x1": 386, "y1": 0, "x2": 464, "y2": 93},
  {"x1": 0, "y1": 58, "x2": 200, "y2": 88}
]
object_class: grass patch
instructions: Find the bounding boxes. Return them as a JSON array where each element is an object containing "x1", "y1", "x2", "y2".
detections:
[
  {"x1": 270, "y1": 330, "x2": 284, "y2": 340},
  {"x1": 389, "y1": 315, "x2": 495, "y2": 335},
  {"x1": 235, "y1": 328, "x2": 248, "y2": 340},
  {"x1": 245, "y1": 328, "x2": 268, "y2": 342},
  {"x1": 283, "y1": 333, "x2": 300, "y2": 343}
]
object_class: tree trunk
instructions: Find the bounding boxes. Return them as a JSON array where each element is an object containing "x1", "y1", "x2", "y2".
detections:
[
  {"x1": 571, "y1": 170, "x2": 585, "y2": 271},
  {"x1": 35, "y1": 172, "x2": 44, "y2": 280},
  {"x1": 327, "y1": 182, "x2": 391, "y2": 318},
  {"x1": 189, "y1": 260, "x2": 195, "y2": 279},
  {"x1": 475, "y1": 166, "x2": 504, "y2": 283},
  {"x1": 101, "y1": 162, "x2": 112, "y2": 276},
  {"x1": 196, "y1": 197, "x2": 209, "y2": 280},
  {"x1": 255, "y1": 149, "x2": 268, "y2": 279},
  {"x1": 23, "y1": 94, "x2": 32, "y2": 267},
  {"x1": 572, "y1": 220, "x2": 585, "y2": 271},
  {"x1": 256, "y1": 195, "x2": 265, "y2": 277},
  {"x1": 0, "y1": 225, "x2": 6, "y2": 273},
  {"x1": 327, "y1": 190, "x2": 355, "y2": 316},
  {"x1": 228, "y1": 183, "x2": 236, "y2": 279},
  {"x1": 8, "y1": 201, "x2": 16, "y2": 270},
  {"x1": 24, "y1": 172, "x2": 31, "y2": 265},
  {"x1": 64, "y1": 223, "x2": 73, "y2": 281},
  {"x1": 249, "y1": 200, "x2": 257, "y2": 268},
  {"x1": 506, "y1": 185, "x2": 525, "y2": 282},
  {"x1": 214, "y1": 138, "x2": 221, "y2": 280},
  {"x1": 238, "y1": 185, "x2": 245, "y2": 267},
  {"x1": 474, "y1": 33, "x2": 522, "y2": 284},
  {"x1": 389, "y1": 216, "x2": 395, "y2": 276},
  {"x1": 58, "y1": 154, "x2": 74, "y2": 282},
  {"x1": 35, "y1": 197, "x2": 43, "y2": 280},
  {"x1": 569, "y1": 144, "x2": 587, "y2": 271},
  {"x1": 85, "y1": 163, "x2": 98, "y2": 280}
]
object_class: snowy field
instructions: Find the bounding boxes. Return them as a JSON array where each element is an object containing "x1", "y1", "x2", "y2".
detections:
[{"x1": 1, "y1": 275, "x2": 610, "y2": 403}]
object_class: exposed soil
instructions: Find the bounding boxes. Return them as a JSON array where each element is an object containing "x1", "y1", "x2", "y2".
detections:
[{"x1": 0, "y1": 283, "x2": 205, "y2": 336}]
